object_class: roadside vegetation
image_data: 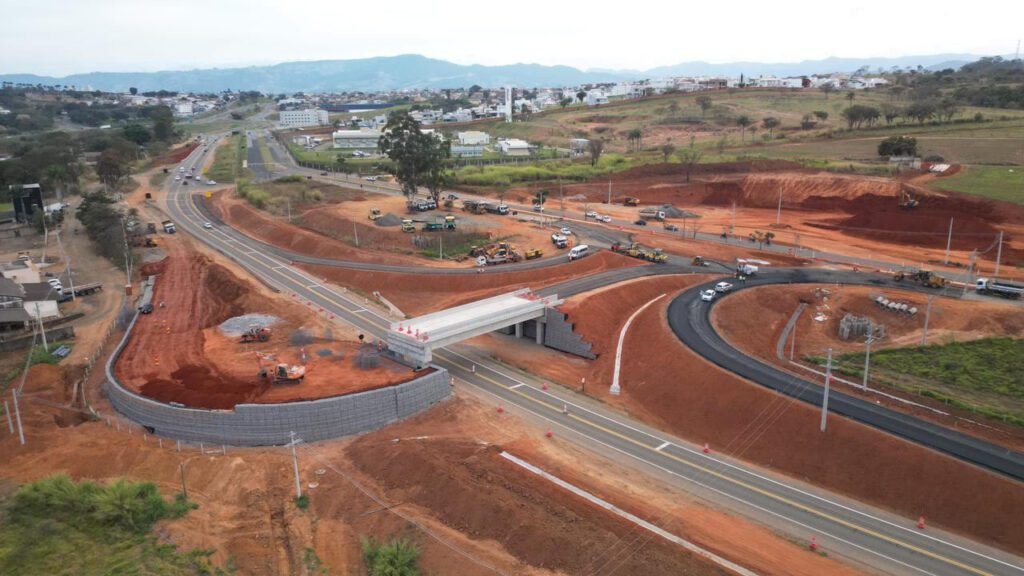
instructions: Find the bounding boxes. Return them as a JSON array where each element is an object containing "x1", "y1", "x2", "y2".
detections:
[
  {"x1": 149, "y1": 171, "x2": 169, "y2": 187},
  {"x1": 813, "y1": 337, "x2": 1024, "y2": 426},
  {"x1": 0, "y1": 475, "x2": 230, "y2": 575},
  {"x1": 361, "y1": 537, "x2": 420, "y2": 576},
  {"x1": 206, "y1": 134, "x2": 245, "y2": 183},
  {"x1": 931, "y1": 166, "x2": 1024, "y2": 204},
  {"x1": 235, "y1": 175, "x2": 355, "y2": 214}
]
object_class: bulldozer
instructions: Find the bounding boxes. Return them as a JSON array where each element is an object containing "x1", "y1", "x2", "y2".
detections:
[
  {"x1": 898, "y1": 188, "x2": 919, "y2": 209},
  {"x1": 643, "y1": 248, "x2": 668, "y2": 263},
  {"x1": 623, "y1": 196, "x2": 640, "y2": 206},
  {"x1": 240, "y1": 325, "x2": 272, "y2": 343},
  {"x1": 401, "y1": 219, "x2": 415, "y2": 233},
  {"x1": 256, "y1": 352, "x2": 305, "y2": 384},
  {"x1": 893, "y1": 270, "x2": 948, "y2": 288},
  {"x1": 523, "y1": 248, "x2": 543, "y2": 260},
  {"x1": 368, "y1": 208, "x2": 382, "y2": 221}
]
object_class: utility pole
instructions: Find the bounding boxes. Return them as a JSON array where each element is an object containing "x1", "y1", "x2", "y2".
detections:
[
  {"x1": 994, "y1": 230, "x2": 1004, "y2": 277},
  {"x1": 776, "y1": 189, "x2": 783, "y2": 225},
  {"x1": 862, "y1": 336, "x2": 873, "y2": 391},
  {"x1": 439, "y1": 234, "x2": 443, "y2": 261},
  {"x1": 35, "y1": 302, "x2": 48, "y2": 351},
  {"x1": 179, "y1": 461, "x2": 188, "y2": 501},
  {"x1": 286, "y1": 198, "x2": 291, "y2": 222},
  {"x1": 821, "y1": 348, "x2": 832, "y2": 432},
  {"x1": 56, "y1": 230, "x2": 75, "y2": 301},
  {"x1": 730, "y1": 201, "x2": 736, "y2": 237},
  {"x1": 559, "y1": 178, "x2": 564, "y2": 211},
  {"x1": 789, "y1": 319, "x2": 797, "y2": 360},
  {"x1": 12, "y1": 391, "x2": 24, "y2": 445},
  {"x1": 289, "y1": 431, "x2": 302, "y2": 499},
  {"x1": 943, "y1": 217, "x2": 954, "y2": 264},
  {"x1": 353, "y1": 222, "x2": 359, "y2": 247},
  {"x1": 607, "y1": 180, "x2": 612, "y2": 205},
  {"x1": 921, "y1": 295, "x2": 935, "y2": 346},
  {"x1": 4, "y1": 400, "x2": 13, "y2": 434}
]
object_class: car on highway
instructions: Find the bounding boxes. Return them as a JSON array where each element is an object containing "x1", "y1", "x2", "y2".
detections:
[
  {"x1": 138, "y1": 303, "x2": 154, "y2": 314},
  {"x1": 715, "y1": 281, "x2": 734, "y2": 293},
  {"x1": 700, "y1": 289, "x2": 716, "y2": 302},
  {"x1": 178, "y1": 166, "x2": 185, "y2": 172},
  {"x1": 597, "y1": 214, "x2": 611, "y2": 223},
  {"x1": 364, "y1": 176, "x2": 378, "y2": 182},
  {"x1": 206, "y1": 180, "x2": 216, "y2": 185},
  {"x1": 664, "y1": 224, "x2": 679, "y2": 232},
  {"x1": 203, "y1": 222, "x2": 213, "y2": 229},
  {"x1": 182, "y1": 180, "x2": 189, "y2": 186},
  {"x1": 634, "y1": 219, "x2": 647, "y2": 226},
  {"x1": 320, "y1": 171, "x2": 328, "y2": 176},
  {"x1": 174, "y1": 175, "x2": 181, "y2": 181},
  {"x1": 559, "y1": 227, "x2": 572, "y2": 235},
  {"x1": 585, "y1": 211, "x2": 598, "y2": 219}
]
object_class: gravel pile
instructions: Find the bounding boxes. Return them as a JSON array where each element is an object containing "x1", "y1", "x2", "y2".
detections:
[
  {"x1": 375, "y1": 213, "x2": 403, "y2": 227},
  {"x1": 219, "y1": 313, "x2": 279, "y2": 336}
]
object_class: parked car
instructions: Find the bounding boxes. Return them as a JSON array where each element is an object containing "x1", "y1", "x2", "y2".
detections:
[
  {"x1": 206, "y1": 180, "x2": 216, "y2": 185},
  {"x1": 597, "y1": 214, "x2": 611, "y2": 223},
  {"x1": 320, "y1": 171, "x2": 328, "y2": 175},
  {"x1": 182, "y1": 180, "x2": 189, "y2": 186},
  {"x1": 138, "y1": 303, "x2": 154, "y2": 314},
  {"x1": 700, "y1": 289, "x2": 716, "y2": 302},
  {"x1": 664, "y1": 224, "x2": 679, "y2": 232},
  {"x1": 634, "y1": 219, "x2": 647, "y2": 226},
  {"x1": 174, "y1": 175, "x2": 181, "y2": 181},
  {"x1": 715, "y1": 281, "x2": 734, "y2": 293},
  {"x1": 364, "y1": 176, "x2": 378, "y2": 182},
  {"x1": 585, "y1": 211, "x2": 598, "y2": 219}
]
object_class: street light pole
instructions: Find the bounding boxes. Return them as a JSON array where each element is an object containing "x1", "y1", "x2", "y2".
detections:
[
  {"x1": 862, "y1": 336, "x2": 873, "y2": 391},
  {"x1": 179, "y1": 461, "x2": 188, "y2": 501},
  {"x1": 821, "y1": 348, "x2": 832, "y2": 432},
  {"x1": 289, "y1": 431, "x2": 302, "y2": 499}
]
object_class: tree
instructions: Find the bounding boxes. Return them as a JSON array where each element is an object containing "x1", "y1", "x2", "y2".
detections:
[
  {"x1": 846, "y1": 91, "x2": 856, "y2": 105},
  {"x1": 761, "y1": 117, "x2": 780, "y2": 139},
  {"x1": 660, "y1": 142, "x2": 675, "y2": 163},
  {"x1": 587, "y1": 138, "x2": 605, "y2": 166},
  {"x1": 937, "y1": 98, "x2": 961, "y2": 123},
  {"x1": 841, "y1": 105, "x2": 881, "y2": 129},
  {"x1": 96, "y1": 149, "x2": 129, "y2": 190},
  {"x1": 576, "y1": 90, "x2": 587, "y2": 103},
  {"x1": 559, "y1": 97, "x2": 573, "y2": 109},
  {"x1": 495, "y1": 179, "x2": 510, "y2": 205},
  {"x1": 696, "y1": 95, "x2": 713, "y2": 117},
  {"x1": 333, "y1": 155, "x2": 347, "y2": 175},
  {"x1": 468, "y1": 84, "x2": 482, "y2": 97},
  {"x1": 362, "y1": 538, "x2": 420, "y2": 576},
  {"x1": 812, "y1": 110, "x2": 829, "y2": 122},
  {"x1": 668, "y1": 101, "x2": 680, "y2": 116},
  {"x1": 878, "y1": 136, "x2": 917, "y2": 157},
  {"x1": 627, "y1": 128, "x2": 643, "y2": 151},
  {"x1": 378, "y1": 111, "x2": 451, "y2": 204},
  {"x1": 905, "y1": 101, "x2": 937, "y2": 125},
  {"x1": 735, "y1": 115, "x2": 751, "y2": 140},
  {"x1": 880, "y1": 103, "x2": 902, "y2": 126},
  {"x1": 800, "y1": 114, "x2": 817, "y2": 130},
  {"x1": 148, "y1": 105, "x2": 174, "y2": 142},
  {"x1": 129, "y1": 87, "x2": 138, "y2": 96},
  {"x1": 820, "y1": 84, "x2": 835, "y2": 100},
  {"x1": 677, "y1": 146, "x2": 702, "y2": 182},
  {"x1": 122, "y1": 123, "x2": 151, "y2": 146}
]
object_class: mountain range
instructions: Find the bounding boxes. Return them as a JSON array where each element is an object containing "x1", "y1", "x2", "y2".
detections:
[{"x1": 0, "y1": 53, "x2": 989, "y2": 93}]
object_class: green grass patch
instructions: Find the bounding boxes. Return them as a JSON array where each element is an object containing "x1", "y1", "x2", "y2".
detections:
[
  {"x1": 0, "y1": 475, "x2": 231, "y2": 576},
  {"x1": 0, "y1": 201, "x2": 14, "y2": 212},
  {"x1": 820, "y1": 337, "x2": 1024, "y2": 426},
  {"x1": 235, "y1": 177, "x2": 358, "y2": 215},
  {"x1": 148, "y1": 171, "x2": 169, "y2": 187},
  {"x1": 207, "y1": 134, "x2": 245, "y2": 184},
  {"x1": 2, "y1": 343, "x2": 71, "y2": 389},
  {"x1": 930, "y1": 165, "x2": 1024, "y2": 204},
  {"x1": 452, "y1": 154, "x2": 635, "y2": 186}
]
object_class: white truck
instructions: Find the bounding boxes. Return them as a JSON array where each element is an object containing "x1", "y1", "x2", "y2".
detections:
[
  {"x1": 639, "y1": 208, "x2": 666, "y2": 220},
  {"x1": 162, "y1": 220, "x2": 177, "y2": 234},
  {"x1": 975, "y1": 278, "x2": 1024, "y2": 299},
  {"x1": 737, "y1": 263, "x2": 759, "y2": 276}
]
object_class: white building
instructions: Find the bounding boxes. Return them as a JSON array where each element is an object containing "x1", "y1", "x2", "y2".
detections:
[
  {"x1": 498, "y1": 139, "x2": 533, "y2": 157},
  {"x1": 280, "y1": 109, "x2": 330, "y2": 128},
  {"x1": 173, "y1": 102, "x2": 194, "y2": 117},
  {"x1": 585, "y1": 89, "x2": 609, "y2": 106},
  {"x1": 569, "y1": 138, "x2": 590, "y2": 158},
  {"x1": 443, "y1": 108, "x2": 474, "y2": 123},
  {"x1": 457, "y1": 131, "x2": 491, "y2": 146},
  {"x1": 21, "y1": 283, "x2": 60, "y2": 321},
  {"x1": 332, "y1": 129, "x2": 381, "y2": 149},
  {"x1": 1, "y1": 259, "x2": 41, "y2": 284}
]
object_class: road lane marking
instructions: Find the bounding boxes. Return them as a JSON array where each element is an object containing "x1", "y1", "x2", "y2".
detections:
[{"x1": 657, "y1": 441, "x2": 671, "y2": 451}]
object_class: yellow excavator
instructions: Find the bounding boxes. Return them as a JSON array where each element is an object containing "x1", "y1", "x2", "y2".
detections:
[
  {"x1": 893, "y1": 270, "x2": 947, "y2": 288},
  {"x1": 898, "y1": 188, "x2": 919, "y2": 209}
]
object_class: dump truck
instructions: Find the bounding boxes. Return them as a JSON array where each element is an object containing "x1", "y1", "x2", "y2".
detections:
[
  {"x1": 523, "y1": 248, "x2": 543, "y2": 260},
  {"x1": 639, "y1": 208, "x2": 666, "y2": 220},
  {"x1": 899, "y1": 187, "x2": 919, "y2": 209},
  {"x1": 401, "y1": 219, "x2": 415, "y2": 233},
  {"x1": 462, "y1": 200, "x2": 489, "y2": 214},
  {"x1": 893, "y1": 270, "x2": 947, "y2": 288},
  {"x1": 240, "y1": 326, "x2": 272, "y2": 343},
  {"x1": 60, "y1": 282, "x2": 103, "y2": 297},
  {"x1": 623, "y1": 196, "x2": 640, "y2": 206},
  {"x1": 161, "y1": 220, "x2": 176, "y2": 234},
  {"x1": 485, "y1": 203, "x2": 510, "y2": 215},
  {"x1": 975, "y1": 278, "x2": 1024, "y2": 299},
  {"x1": 368, "y1": 208, "x2": 382, "y2": 221}
]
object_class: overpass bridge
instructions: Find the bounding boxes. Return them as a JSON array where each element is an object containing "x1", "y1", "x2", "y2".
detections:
[{"x1": 386, "y1": 289, "x2": 563, "y2": 366}]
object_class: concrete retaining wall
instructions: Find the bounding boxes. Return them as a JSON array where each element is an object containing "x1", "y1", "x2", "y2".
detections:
[
  {"x1": 105, "y1": 278, "x2": 450, "y2": 446},
  {"x1": 541, "y1": 308, "x2": 597, "y2": 359}
]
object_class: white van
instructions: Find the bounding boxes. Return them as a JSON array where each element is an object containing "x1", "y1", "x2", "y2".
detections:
[{"x1": 568, "y1": 244, "x2": 590, "y2": 261}]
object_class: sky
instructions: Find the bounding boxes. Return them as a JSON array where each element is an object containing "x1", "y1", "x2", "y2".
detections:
[{"x1": 2, "y1": 0, "x2": 1022, "y2": 76}]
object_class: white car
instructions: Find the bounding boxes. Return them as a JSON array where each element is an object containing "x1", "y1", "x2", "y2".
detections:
[
  {"x1": 364, "y1": 176, "x2": 378, "y2": 182},
  {"x1": 700, "y1": 289, "x2": 716, "y2": 302},
  {"x1": 174, "y1": 175, "x2": 181, "y2": 181},
  {"x1": 207, "y1": 180, "x2": 216, "y2": 185},
  {"x1": 203, "y1": 222, "x2": 213, "y2": 229},
  {"x1": 178, "y1": 166, "x2": 185, "y2": 172},
  {"x1": 597, "y1": 215, "x2": 611, "y2": 223},
  {"x1": 585, "y1": 211, "x2": 598, "y2": 219},
  {"x1": 715, "y1": 282, "x2": 734, "y2": 293},
  {"x1": 559, "y1": 227, "x2": 572, "y2": 236}
]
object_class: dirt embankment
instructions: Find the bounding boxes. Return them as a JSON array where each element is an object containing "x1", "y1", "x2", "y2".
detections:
[
  {"x1": 560, "y1": 280, "x2": 1024, "y2": 554},
  {"x1": 711, "y1": 284, "x2": 1024, "y2": 449},
  {"x1": 304, "y1": 250, "x2": 645, "y2": 316},
  {"x1": 151, "y1": 142, "x2": 200, "y2": 166}
]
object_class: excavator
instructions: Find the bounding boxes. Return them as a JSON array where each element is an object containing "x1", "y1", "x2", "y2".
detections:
[
  {"x1": 623, "y1": 196, "x2": 640, "y2": 206},
  {"x1": 893, "y1": 270, "x2": 947, "y2": 288},
  {"x1": 368, "y1": 208, "x2": 382, "y2": 221},
  {"x1": 256, "y1": 352, "x2": 305, "y2": 384},
  {"x1": 898, "y1": 188, "x2": 919, "y2": 209},
  {"x1": 240, "y1": 325, "x2": 272, "y2": 343}
]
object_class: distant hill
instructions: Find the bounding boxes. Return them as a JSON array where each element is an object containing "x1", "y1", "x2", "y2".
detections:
[{"x1": 0, "y1": 53, "x2": 996, "y2": 93}]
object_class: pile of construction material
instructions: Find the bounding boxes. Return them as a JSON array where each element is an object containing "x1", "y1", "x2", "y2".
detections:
[
  {"x1": 875, "y1": 296, "x2": 918, "y2": 316},
  {"x1": 839, "y1": 313, "x2": 887, "y2": 341}
]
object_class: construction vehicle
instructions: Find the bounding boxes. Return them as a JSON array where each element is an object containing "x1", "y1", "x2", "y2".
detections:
[
  {"x1": 471, "y1": 242, "x2": 521, "y2": 265},
  {"x1": 240, "y1": 325, "x2": 272, "y2": 343},
  {"x1": 644, "y1": 248, "x2": 668, "y2": 263},
  {"x1": 401, "y1": 219, "x2": 415, "y2": 233},
  {"x1": 692, "y1": 256, "x2": 710, "y2": 267},
  {"x1": 146, "y1": 222, "x2": 157, "y2": 234},
  {"x1": 443, "y1": 215, "x2": 456, "y2": 230},
  {"x1": 898, "y1": 187, "x2": 919, "y2": 209},
  {"x1": 975, "y1": 278, "x2": 1024, "y2": 299},
  {"x1": 129, "y1": 236, "x2": 158, "y2": 248},
  {"x1": 462, "y1": 200, "x2": 489, "y2": 214},
  {"x1": 368, "y1": 208, "x2": 382, "y2": 221},
  {"x1": 551, "y1": 234, "x2": 568, "y2": 249},
  {"x1": 485, "y1": 203, "x2": 510, "y2": 215},
  {"x1": 256, "y1": 352, "x2": 305, "y2": 384},
  {"x1": 610, "y1": 241, "x2": 637, "y2": 254},
  {"x1": 639, "y1": 208, "x2": 666, "y2": 220},
  {"x1": 893, "y1": 270, "x2": 947, "y2": 288},
  {"x1": 623, "y1": 196, "x2": 640, "y2": 206},
  {"x1": 161, "y1": 220, "x2": 176, "y2": 234},
  {"x1": 523, "y1": 248, "x2": 543, "y2": 260},
  {"x1": 59, "y1": 282, "x2": 103, "y2": 297}
]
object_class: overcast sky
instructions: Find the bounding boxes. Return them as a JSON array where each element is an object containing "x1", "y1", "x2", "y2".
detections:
[{"x1": 2, "y1": 0, "x2": 1022, "y2": 76}]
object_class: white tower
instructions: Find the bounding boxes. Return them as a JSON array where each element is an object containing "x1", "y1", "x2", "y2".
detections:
[{"x1": 505, "y1": 86, "x2": 513, "y2": 123}]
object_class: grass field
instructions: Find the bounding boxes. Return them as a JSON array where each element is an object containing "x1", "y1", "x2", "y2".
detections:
[
  {"x1": 0, "y1": 475, "x2": 228, "y2": 575},
  {"x1": 827, "y1": 337, "x2": 1024, "y2": 426},
  {"x1": 148, "y1": 171, "x2": 169, "y2": 187},
  {"x1": 236, "y1": 175, "x2": 361, "y2": 215},
  {"x1": 931, "y1": 166, "x2": 1024, "y2": 204},
  {"x1": 207, "y1": 134, "x2": 245, "y2": 183},
  {"x1": 0, "y1": 202, "x2": 11, "y2": 212}
]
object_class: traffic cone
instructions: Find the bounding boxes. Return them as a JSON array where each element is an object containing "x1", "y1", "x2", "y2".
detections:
[
  {"x1": 809, "y1": 537, "x2": 818, "y2": 551},
  {"x1": 702, "y1": 443, "x2": 711, "y2": 454},
  {"x1": 545, "y1": 431, "x2": 553, "y2": 438},
  {"x1": 496, "y1": 405, "x2": 505, "y2": 414},
  {"x1": 917, "y1": 516, "x2": 926, "y2": 530},
  {"x1": 541, "y1": 383, "x2": 548, "y2": 391}
]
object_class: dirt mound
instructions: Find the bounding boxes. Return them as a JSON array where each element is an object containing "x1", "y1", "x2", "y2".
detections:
[
  {"x1": 347, "y1": 437, "x2": 729, "y2": 575},
  {"x1": 139, "y1": 257, "x2": 168, "y2": 276},
  {"x1": 151, "y1": 142, "x2": 200, "y2": 167},
  {"x1": 616, "y1": 160, "x2": 802, "y2": 181},
  {"x1": 703, "y1": 173, "x2": 900, "y2": 208},
  {"x1": 141, "y1": 365, "x2": 266, "y2": 409}
]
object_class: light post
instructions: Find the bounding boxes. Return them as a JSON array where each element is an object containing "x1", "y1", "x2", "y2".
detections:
[{"x1": 862, "y1": 335, "x2": 874, "y2": 391}]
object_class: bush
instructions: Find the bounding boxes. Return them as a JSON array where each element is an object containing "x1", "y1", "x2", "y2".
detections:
[
  {"x1": 878, "y1": 135, "x2": 917, "y2": 157},
  {"x1": 294, "y1": 494, "x2": 310, "y2": 510},
  {"x1": 362, "y1": 537, "x2": 420, "y2": 576}
]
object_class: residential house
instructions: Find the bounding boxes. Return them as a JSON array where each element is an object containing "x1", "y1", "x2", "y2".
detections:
[
  {"x1": 498, "y1": 139, "x2": 533, "y2": 157},
  {"x1": 569, "y1": 138, "x2": 590, "y2": 158},
  {"x1": 173, "y1": 101, "x2": 194, "y2": 117},
  {"x1": 442, "y1": 108, "x2": 474, "y2": 123},
  {"x1": 457, "y1": 131, "x2": 491, "y2": 146},
  {"x1": 585, "y1": 89, "x2": 609, "y2": 106},
  {"x1": 0, "y1": 277, "x2": 30, "y2": 333},
  {"x1": 21, "y1": 282, "x2": 60, "y2": 321}
]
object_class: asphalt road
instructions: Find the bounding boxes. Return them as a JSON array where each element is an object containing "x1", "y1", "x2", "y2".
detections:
[{"x1": 160, "y1": 139, "x2": 1024, "y2": 576}]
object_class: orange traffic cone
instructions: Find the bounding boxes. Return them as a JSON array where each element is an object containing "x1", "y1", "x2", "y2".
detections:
[
  {"x1": 809, "y1": 537, "x2": 818, "y2": 551},
  {"x1": 496, "y1": 405, "x2": 505, "y2": 414},
  {"x1": 917, "y1": 516, "x2": 926, "y2": 530},
  {"x1": 702, "y1": 443, "x2": 711, "y2": 454},
  {"x1": 545, "y1": 431, "x2": 553, "y2": 439}
]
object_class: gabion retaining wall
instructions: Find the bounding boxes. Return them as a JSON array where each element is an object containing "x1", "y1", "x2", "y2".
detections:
[{"x1": 105, "y1": 282, "x2": 450, "y2": 446}]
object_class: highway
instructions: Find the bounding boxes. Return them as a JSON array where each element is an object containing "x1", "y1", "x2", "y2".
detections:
[
  {"x1": 160, "y1": 140, "x2": 1024, "y2": 576},
  {"x1": 668, "y1": 271, "x2": 1024, "y2": 482}
]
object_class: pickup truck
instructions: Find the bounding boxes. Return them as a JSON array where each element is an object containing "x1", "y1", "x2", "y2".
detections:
[{"x1": 550, "y1": 233, "x2": 568, "y2": 248}]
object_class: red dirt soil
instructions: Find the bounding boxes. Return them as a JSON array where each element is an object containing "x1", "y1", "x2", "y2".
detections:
[
  {"x1": 347, "y1": 437, "x2": 731, "y2": 575},
  {"x1": 118, "y1": 239, "x2": 420, "y2": 409},
  {"x1": 566, "y1": 279, "x2": 1024, "y2": 554},
  {"x1": 711, "y1": 284, "x2": 1024, "y2": 449},
  {"x1": 151, "y1": 142, "x2": 200, "y2": 167}
]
